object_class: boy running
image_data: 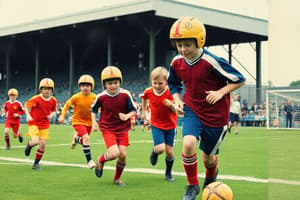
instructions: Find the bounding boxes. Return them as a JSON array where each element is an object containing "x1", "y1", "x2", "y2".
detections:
[
  {"x1": 168, "y1": 16, "x2": 246, "y2": 200},
  {"x1": 141, "y1": 66, "x2": 178, "y2": 182},
  {"x1": 2, "y1": 88, "x2": 25, "y2": 150},
  {"x1": 58, "y1": 74, "x2": 96, "y2": 169},
  {"x1": 24, "y1": 78, "x2": 57, "y2": 170},
  {"x1": 92, "y1": 66, "x2": 137, "y2": 186}
]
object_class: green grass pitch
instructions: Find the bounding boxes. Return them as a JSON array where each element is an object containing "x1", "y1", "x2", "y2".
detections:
[{"x1": 0, "y1": 124, "x2": 299, "y2": 199}]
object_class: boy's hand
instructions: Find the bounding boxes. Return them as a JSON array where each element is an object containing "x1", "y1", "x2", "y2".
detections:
[
  {"x1": 119, "y1": 113, "x2": 129, "y2": 121},
  {"x1": 13, "y1": 113, "x2": 20, "y2": 117},
  {"x1": 205, "y1": 90, "x2": 224, "y2": 104},
  {"x1": 92, "y1": 122, "x2": 98, "y2": 132},
  {"x1": 58, "y1": 117, "x2": 64, "y2": 124},
  {"x1": 26, "y1": 115, "x2": 33, "y2": 122}
]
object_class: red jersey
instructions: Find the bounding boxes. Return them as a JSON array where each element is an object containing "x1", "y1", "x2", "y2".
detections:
[
  {"x1": 25, "y1": 95, "x2": 57, "y2": 129},
  {"x1": 4, "y1": 100, "x2": 25, "y2": 124},
  {"x1": 91, "y1": 88, "x2": 137, "y2": 134},
  {"x1": 142, "y1": 87, "x2": 177, "y2": 130}
]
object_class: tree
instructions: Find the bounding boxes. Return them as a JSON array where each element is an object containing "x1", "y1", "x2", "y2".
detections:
[{"x1": 289, "y1": 80, "x2": 300, "y2": 87}]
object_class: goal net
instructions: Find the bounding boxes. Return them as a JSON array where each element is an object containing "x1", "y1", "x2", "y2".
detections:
[{"x1": 266, "y1": 89, "x2": 300, "y2": 129}]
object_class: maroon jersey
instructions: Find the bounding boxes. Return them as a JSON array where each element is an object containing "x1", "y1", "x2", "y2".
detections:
[
  {"x1": 4, "y1": 100, "x2": 25, "y2": 124},
  {"x1": 91, "y1": 88, "x2": 137, "y2": 134},
  {"x1": 168, "y1": 49, "x2": 246, "y2": 127}
]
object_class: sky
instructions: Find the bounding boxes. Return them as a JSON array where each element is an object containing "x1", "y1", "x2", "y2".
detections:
[{"x1": 0, "y1": 0, "x2": 299, "y2": 87}]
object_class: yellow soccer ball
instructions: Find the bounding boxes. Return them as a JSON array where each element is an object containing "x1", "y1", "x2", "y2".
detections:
[{"x1": 202, "y1": 182, "x2": 233, "y2": 200}]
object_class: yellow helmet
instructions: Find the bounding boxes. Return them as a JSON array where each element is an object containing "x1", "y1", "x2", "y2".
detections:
[
  {"x1": 8, "y1": 88, "x2": 18, "y2": 96},
  {"x1": 39, "y1": 78, "x2": 54, "y2": 90},
  {"x1": 78, "y1": 74, "x2": 94, "y2": 89},
  {"x1": 101, "y1": 66, "x2": 122, "y2": 85},
  {"x1": 169, "y1": 16, "x2": 206, "y2": 48}
]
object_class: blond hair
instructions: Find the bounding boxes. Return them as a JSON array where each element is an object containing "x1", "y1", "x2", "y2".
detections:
[{"x1": 150, "y1": 66, "x2": 168, "y2": 81}]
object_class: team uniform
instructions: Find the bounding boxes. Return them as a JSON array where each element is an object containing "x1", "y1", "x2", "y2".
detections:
[
  {"x1": 168, "y1": 49, "x2": 246, "y2": 154},
  {"x1": 91, "y1": 88, "x2": 137, "y2": 147},
  {"x1": 92, "y1": 87, "x2": 137, "y2": 184},
  {"x1": 25, "y1": 94, "x2": 57, "y2": 167},
  {"x1": 142, "y1": 87, "x2": 177, "y2": 146},
  {"x1": 60, "y1": 92, "x2": 96, "y2": 164},
  {"x1": 25, "y1": 94, "x2": 57, "y2": 139},
  {"x1": 3, "y1": 100, "x2": 25, "y2": 148}
]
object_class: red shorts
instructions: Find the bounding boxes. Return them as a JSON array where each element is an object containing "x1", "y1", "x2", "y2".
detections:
[
  {"x1": 5, "y1": 122, "x2": 20, "y2": 134},
  {"x1": 73, "y1": 125, "x2": 92, "y2": 137},
  {"x1": 102, "y1": 131, "x2": 129, "y2": 149}
]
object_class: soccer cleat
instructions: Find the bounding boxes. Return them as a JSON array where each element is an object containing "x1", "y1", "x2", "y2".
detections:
[
  {"x1": 24, "y1": 142, "x2": 32, "y2": 156},
  {"x1": 203, "y1": 168, "x2": 218, "y2": 189},
  {"x1": 182, "y1": 185, "x2": 200, "y2": 200},
  {"x1": 18, "y1": 133, "x2": 24, "y2": 143},
  {"x1": 113, "y1": 179, "x2": 127, "y2": 187},
  {"x1": 87, "y1": 160, "x2": 96, "y2": 169},
  {"x1": 71, "y1": 133, "x2": 77, "y2": 149},
  {"x1": 95, "y1": 162, "x2": 104, "y2": 178},
  {"x1": 5, "y1": 146, "x2": 11, "y2": 150},
  {"x1": 32, "y1": 163, "x2": 40, "y2": 170},
  {"x1": 165, "y1": 173, "x2": 175, "y2": 182},
  {"x1": 150, "y1": 150, "x2": 158, "y2": 166}
]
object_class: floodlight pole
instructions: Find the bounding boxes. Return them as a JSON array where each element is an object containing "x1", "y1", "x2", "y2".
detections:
[{"x1": 256, "y1": 41, "x2": 262, "y2": 104}]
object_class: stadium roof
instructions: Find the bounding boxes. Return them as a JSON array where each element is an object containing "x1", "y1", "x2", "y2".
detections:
[{"x1": 0, "y1": 0, "x2": 268, "y2": 44}]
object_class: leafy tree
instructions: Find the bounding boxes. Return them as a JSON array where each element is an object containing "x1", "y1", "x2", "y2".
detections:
[{"x1": 289, "y1": 80, "x2": 300, "y2": 87}]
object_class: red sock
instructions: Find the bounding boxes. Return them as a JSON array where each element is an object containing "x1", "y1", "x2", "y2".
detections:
[
  {"x1": 35, "y1": 149, "x2": 44, "y2": 161},
  {"x1": 114, "y1": 161, "x2": 126, "y2": 180},
  {"x1": 99, "y1": 152, "x2": 109, "y2": 163},
  {"x1": 5, "y1": 135, "x2": 10, "y2": 146},
  {"x1": 205, "y1": 156, "x2": 218, "y2": 178},
  {"x1": 182, "y1": 153, "x2": 199, "y2": 185}
]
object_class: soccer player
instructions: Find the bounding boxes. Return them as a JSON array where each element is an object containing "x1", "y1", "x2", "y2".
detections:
[
  {"x1": 141, "y1": 102, "x2": 151, "y2": 132},
  {"x1": 141, "y1": 66, "x2": 178, "y2": 182},
  {"x1": 2, "y1": 88, "x2": 25, "y2": 150},
  {"x1": 24, "y1": 78, "x2": 57, "y2": 170},
  {"x1": 58, "y1": 74, "x2": 96, "y2": 169},
  {"x1": 91, "y1": 66, "x2": 137, "y2": 186},
  {"x1": 168, "y1": 17, "x2": 246, "y2": 200}
]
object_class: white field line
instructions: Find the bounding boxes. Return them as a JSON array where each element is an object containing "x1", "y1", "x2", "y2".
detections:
[
  {"x1": 0, "y1": 140, "x2": 155, "y2": 149},
  {"x1": 0, "y1": 156, "x2": 300, "y2": 186}
]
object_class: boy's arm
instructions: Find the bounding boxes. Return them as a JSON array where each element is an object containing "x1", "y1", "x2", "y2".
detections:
[
  {"x1": 141, "y1": 98, "x2": 147, "y2": 121},
  {"x1": 119, "y1": 111, "x2": 137, "y2": 121},
  {"x1": 91, "y1": 112, "x2": 98, "y2": 132},
  {"x1": 58, "y1": 98, "x2": 73, "y2": 122},
  {"x1": 47, "y1": 111, "x2": 56, "y2": 121},
  {"x1": 206, "y1": 82, "x2": 245, "y2": 104},
  {"x1": 24, "y1": 106, "x2": 33, "y2": 122}
]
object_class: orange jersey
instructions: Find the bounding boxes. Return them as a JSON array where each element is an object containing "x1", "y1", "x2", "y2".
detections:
[
  {"x1": 25, "y1": 95, "x2": 57, "y2": 129},
  {"x1": 142, "y1": 87, "x2": 177, "y2": 130},
  {"x1": 60, "y1": 92, "x2": 96, "y2": 126}
]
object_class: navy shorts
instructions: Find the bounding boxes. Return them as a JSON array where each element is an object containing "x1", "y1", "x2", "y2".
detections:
[
  {"x1": 151, "y1": 125, "x2": 176, "y2": 147},
  {"x1": 182, "y1": 105, "x2": 227, "y2": 155},
  {"x1": 230, "y1": 112, "x2": 240, "y2": 123}
]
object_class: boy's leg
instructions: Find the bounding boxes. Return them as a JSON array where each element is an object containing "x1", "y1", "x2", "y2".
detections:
[
  {"x1": 202, "y1": 153, "x2": 218, "y2": 188},
  {"x1": 165, "y1": 128, "x2": 176, "y2": 181},
  {"x1": 12, "y1": 124, "x2": 23, "y2": 143},
  {"x1": 4, "y1": 128, "x2": 10, "y2": 150},
  {"x1": 113, "y1": 145, "x2": 127, "y2": 186},
  {"x1": 32, "y1": 139, "x2": 46, "y2": 170}
]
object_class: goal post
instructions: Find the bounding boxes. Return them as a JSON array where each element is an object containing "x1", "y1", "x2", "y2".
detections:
[{"x1": 266, "y1": 89, "x2": 300, "y2": 129}]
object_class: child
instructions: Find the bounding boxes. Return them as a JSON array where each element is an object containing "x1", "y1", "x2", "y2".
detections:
[
  {"x1": 141, "y1": 66, "x2": 178, "y2": 182},
  {"x1": 168, "y1": 17, "x2": 246, "y2": 200},
  {"x1": 24, "y1": 78, "x2": 57, "y2": 170},
  {"x1": 91, "y1": 66, "x2": 137, "y2": 186},
  {"x1": 58, "y1": 74, "x2": 96, "y2": 169},
  {"x1": 229, "y1": 94, "x2": 242, "y2": 134},
  {"x1": 2, "y1": 88, "x2": 25, "y2": 150},
  {"x1": 141, "y1": 102, "x2": 151, "y2": 132}
]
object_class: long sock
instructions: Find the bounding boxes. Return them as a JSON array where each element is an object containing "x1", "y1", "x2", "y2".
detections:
[
  {"x1": 4, "y1": 135, "x2": 10, "y2": 146},
  {"x1": 205, "y1": 156, "x2": 218, "y2": 178},
  {"x1": 82, "y1": 145, "x2": 92, "y2": 162},
  {"x1": 182, "y1": 153, "x2": 198, "y2": 185},
  {"x1": 114, "y1": 161, "x2": 126, "y2": 180},
  {"x1": 99, "y1": 152, "x2": 109, "y2": 163},
  {"x1": 165, "y1": 156, "x2": 174, "y2": 175},
  {"x1": 34, "y1": 149, "x2": 44, "y2": 164},
  {"x1": 75, "y1": 137, "x2": 83, "y2": 145}
]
